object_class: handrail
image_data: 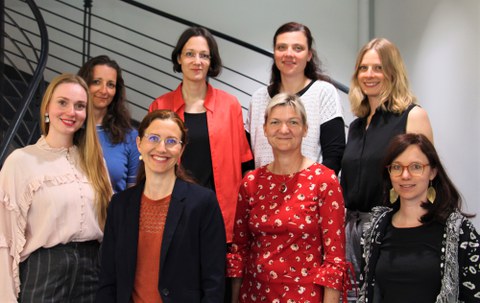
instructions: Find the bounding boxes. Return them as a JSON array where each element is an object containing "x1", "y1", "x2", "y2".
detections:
[
  {"x1": 120, "y1": 0, "x2": 272, "y2": 58},
  {"x1": 0, "y1": 0, "x2": 49, "y2": 166},
  {"x1": 120, "y1": 0, "x2": 349, "y2": 95},
  {"x1": 3, "y1": 11, "x2": 37, "y2": 73}
]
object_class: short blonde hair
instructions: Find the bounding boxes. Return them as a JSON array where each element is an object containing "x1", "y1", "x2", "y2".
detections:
[
  {"x1": 40, "y1": 74, "x2": 112, "y2": 228},
  {"x1": 264, "y1": 93, "x2": 308, "y2": 126},
  {"x1": 349, "y1": 38, "x2": 416, "y2": 118}
]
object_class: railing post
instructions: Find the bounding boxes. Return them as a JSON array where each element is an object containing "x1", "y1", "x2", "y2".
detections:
[
  {"x1": 82, "y1": 0, "x2": 92, "y2": 64},
  {"x1": 0, "y1": 0, "x2": 5, "y2": 102}
]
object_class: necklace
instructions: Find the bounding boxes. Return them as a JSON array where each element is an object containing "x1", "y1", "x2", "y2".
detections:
[
  {"x1": 270, "y1": 157, "x2": 304, "y2": 193},
  {"x1": 277, "y1": 173, "x2": 298, "y2": 193}
]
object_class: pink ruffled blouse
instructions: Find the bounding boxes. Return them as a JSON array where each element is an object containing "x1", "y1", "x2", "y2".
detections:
[{"x1": 0, "y1": 136, "x2": 102, "y2": 301}]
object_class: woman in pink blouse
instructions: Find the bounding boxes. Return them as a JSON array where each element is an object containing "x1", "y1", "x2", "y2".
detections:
[
  {"x1": 0, "y1": 74, "x2": 112, "y2": 302},
  {"x1": 227, "y1": 93, "x2": 351, "y2": 303}
]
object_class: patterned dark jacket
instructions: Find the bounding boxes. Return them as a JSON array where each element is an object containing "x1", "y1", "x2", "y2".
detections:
[{"x1": 358, "y1": 207, "x2": 480, "y2": 303}]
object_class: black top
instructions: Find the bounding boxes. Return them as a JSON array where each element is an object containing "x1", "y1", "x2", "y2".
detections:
[
  {"x1": 341, "y1": 104, "x2": 415, "y2": 211},
  {"x1": 183, "y1": 112, "x2": 215, "y2": 191},
  {"x1": 374, "y1": 221, "x2": 443, "y2": 303}
]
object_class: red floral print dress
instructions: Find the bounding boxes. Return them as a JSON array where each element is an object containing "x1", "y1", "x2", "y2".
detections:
[{"x1": 227, "y1": 163, "x2": 350, "y2": 302}]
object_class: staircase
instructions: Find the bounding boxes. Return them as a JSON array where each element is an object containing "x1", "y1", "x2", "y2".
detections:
[
  {"x1": 0, "y1": 0, "x2": 48, "y2": 167},
  {"x1": 1, "y1": 1, "x2": 349, "y2": 168}
]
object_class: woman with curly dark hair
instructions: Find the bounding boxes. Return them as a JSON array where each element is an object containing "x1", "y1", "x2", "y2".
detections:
[{"x1": 78, "y1": 55, "x2": 140, "y2": 193}]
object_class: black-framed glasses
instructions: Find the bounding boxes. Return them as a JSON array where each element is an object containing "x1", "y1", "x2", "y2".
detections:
[
  {"x1": 387, "y1": 162, "x2": 430, "y2": 177},
  {"x1": 182, "y1": 51, "x2": 211, "y2": 61},
  {"x1": 144, "y1": 134, "x2": 182, "y2": 148}
]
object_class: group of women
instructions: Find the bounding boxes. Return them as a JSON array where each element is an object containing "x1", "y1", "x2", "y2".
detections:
[{"x1": 0, "y1": 20, "x2": 478, "y2": 303}]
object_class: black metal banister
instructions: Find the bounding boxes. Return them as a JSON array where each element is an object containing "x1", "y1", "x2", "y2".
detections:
[
  {"x1": 0, "y1": 0, "x2": 49, "y2": 166},
  {"x1": 120, "y1": 0, "x2": 272, "y2": 58}
]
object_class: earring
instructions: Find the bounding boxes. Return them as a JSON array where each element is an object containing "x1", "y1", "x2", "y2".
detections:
[
  {"x1": 389, "y1": 188, "x2": 399, "y2": 204},
  {"x1": 427, "y1": 181, "x2": 436, "y2": 204},
  {"x1": 138, "y1": 155, "x2": 143, "y2": 161},
  {"x1": 45, "y1": 113, "x2": 50, "y2": 123}
]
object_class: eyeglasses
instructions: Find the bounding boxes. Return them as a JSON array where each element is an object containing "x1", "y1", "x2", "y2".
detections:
[
  {"x1": 144, "y1": 134, "x2": 182, "y2": 148},
  {"x1": 387, "y1": 162, "x2": 430, "y2": 177},
  {"x1": 182, "y1": 51, "x2": 211, "y2": 61}
]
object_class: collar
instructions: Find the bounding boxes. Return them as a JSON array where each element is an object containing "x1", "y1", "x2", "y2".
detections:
[{"x1": 173, "y1": 82, "x2": 216, "y2": 113}]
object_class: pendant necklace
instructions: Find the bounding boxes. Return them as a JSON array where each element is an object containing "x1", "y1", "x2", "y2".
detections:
[
  {"x1": 278, "y1": 173, "x2": 297, "y2": 193},
  {"x1": 272, "y1": 157, "x2": 304, "y2": 193}
]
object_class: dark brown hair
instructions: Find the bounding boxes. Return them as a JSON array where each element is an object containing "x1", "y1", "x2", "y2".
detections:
[
  {"x1": 171, "y1": 27, "x2": 222, "y2": 77},
  {"x1": 382, "y1": 133, "x2": 473, "y2": 223},
  {"x1": 136, "y1": 110, "x2": 195, "y2": 184},
  {"x1": 268, "y1": 22, "x2": 331, "y2": 96},
  {"x1": 78, "y1": 55, "x2": 132, "y2": 144}
]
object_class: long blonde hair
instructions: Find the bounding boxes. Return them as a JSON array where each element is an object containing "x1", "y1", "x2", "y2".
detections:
[
  {"x1": 349, "y1": 38, "x2": 416, "y2": 118},
  {"x1": 40, "y1": 74, "x2": 113, "y2": 228}
]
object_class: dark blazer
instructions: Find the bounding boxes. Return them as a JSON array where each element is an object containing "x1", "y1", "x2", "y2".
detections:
[{"x1": 96, "y1": 178, "x2": 226, "y2": 303}]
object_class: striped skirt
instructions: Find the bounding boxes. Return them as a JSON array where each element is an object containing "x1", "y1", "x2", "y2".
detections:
[{"x1": 19, "y1": 241, "x2": 100, "y2": 303}]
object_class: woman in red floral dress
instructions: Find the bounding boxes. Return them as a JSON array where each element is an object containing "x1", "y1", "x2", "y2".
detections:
[{"x1": 227, "y1": 93, "x2": 351, "y2": 303}]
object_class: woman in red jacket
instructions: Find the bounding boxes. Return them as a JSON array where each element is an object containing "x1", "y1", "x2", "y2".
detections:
[{"x1": 149, "y1": 27, "x2": 252, "y2": 244}]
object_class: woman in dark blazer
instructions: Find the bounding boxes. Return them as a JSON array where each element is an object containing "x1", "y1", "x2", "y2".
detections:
[{"x1": 96, "y1": 110, "x2": 226, "y2": 303}]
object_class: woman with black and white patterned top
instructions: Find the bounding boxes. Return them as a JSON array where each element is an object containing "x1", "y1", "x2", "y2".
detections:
[{"x1": 359, "y1": 133, "x2": 480, "y2": 303}]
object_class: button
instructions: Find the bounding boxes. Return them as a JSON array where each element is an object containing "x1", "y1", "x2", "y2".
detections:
[{"x1": 161, "y1": 288, "x2": 170, "y2": 296}]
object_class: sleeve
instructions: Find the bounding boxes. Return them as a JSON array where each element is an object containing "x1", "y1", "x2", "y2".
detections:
[
  {"x1": 313, "y1": 170, "x2": 352, "y2": 294},
  {"x1": 233, "y1": 99, "x2": 253, "y2": 163},
  {"x1": 95, "y1": 196, "x2": 118, "y2": 303},
  {"x1": 320, "y1": 117, "x2": 345, "y2": 175},
  {"x1": 226, "y1": 174, "x2": 253, "y2": 278},
  {"x1": 241, "y1": 130, "x2": 255, "y2": 174},
  {"x1": 457, "y1": 219, "x2": 480, "y2": 302},
  {"x1": 0, "y1": 153, "x2": 26, "y2": 302},
  {"x1": 244, "y1": 98, "x2": 253, "y2": 134},
  {"x1": 318, "y1": 83, "x2": 343, "y2": 124},
  {"x1": 148, "y1": 97, "x2": 160, "y2": 112},
  {"x1": 126, "y1": 129, "x2": 140, "y2": 187},
  {"x1": 0, "y1": 197, "x2": 17, "y2": 302},
  {"x1": 200, "y1": 190, "x2": 227, "y2": 303}
]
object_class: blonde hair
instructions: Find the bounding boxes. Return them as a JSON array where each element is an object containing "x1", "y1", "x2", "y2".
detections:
[
  {"x1": 349, "y1": 38, "x2": 416, "y2": 118},
  {"x1": 40, "y1": 74, "x2": 113, "y2": 228},
  {"x1": 264, "y1": 93, "x2": 308, "y2": 127}
]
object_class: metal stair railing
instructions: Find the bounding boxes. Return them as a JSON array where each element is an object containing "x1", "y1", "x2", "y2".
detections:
[
  {"x1": 0, "y1": 0, "x2": 49, "y2": 167},
  {"x1": 31, "y1": 0, "x2": 348, "y2": 124}
]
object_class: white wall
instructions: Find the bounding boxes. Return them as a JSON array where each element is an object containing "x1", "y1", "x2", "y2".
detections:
[{"x1": 374, "y1": 0, "x2": 480, "y2": 227}]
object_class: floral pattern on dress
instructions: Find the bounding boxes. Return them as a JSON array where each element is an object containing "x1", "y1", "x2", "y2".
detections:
[{"x1": 227, "y1": 162, "x2": 350, "y2": 302}]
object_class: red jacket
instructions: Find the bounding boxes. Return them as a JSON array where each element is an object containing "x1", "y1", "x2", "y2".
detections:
[{"x1": 149, "y1": 83, "x2": 253, "y2": 241}]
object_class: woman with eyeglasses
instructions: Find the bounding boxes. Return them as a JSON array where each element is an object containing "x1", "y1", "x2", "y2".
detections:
[
  {"x1": 149, "y1": 26, "x2": 252, "y2": 249},
  {"x1": 96, "y1": 110, "x2": 226, "y2": 303},
  {"x1": 359, "y1": 133, "x2": 480, "y2": 303}
]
